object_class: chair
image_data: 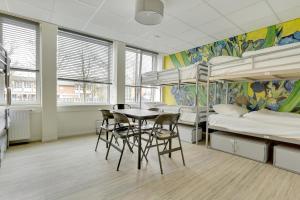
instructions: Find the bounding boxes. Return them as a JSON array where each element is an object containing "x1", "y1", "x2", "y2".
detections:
[
  {"x1": 112, "y1": 104, "x2": 131, "y2": 110},
  {"x1": 141, "y1": 107, "x2": 160, "y2": 127},
  {"x1": 95, "y1": 109, "x2": 115, "y2": 151},
  {"x1": 143, "y1": 113, "x2": 185, "y2": 174},
  {"x1": 105, "y1": 112, "x2": 147, "y2": 171}
]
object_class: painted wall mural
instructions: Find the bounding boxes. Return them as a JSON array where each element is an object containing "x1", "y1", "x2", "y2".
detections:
[{"x1": 163, "y1": 18, "x2": 300, "y2": 113}]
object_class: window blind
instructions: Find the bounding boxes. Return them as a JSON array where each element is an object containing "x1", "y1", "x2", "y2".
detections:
[
  {"x1": 125, "y1": 49, "x2": 139, "y2": 86},
  {"x1": 57, "y1": 30, "x2": 113, "y2": 84},
  {"x1": 0, "y1": 16, "x2": 39, "y2": 71},
  {"x1": 0, "y1": 15, "x2": 40, "y2": 105}
]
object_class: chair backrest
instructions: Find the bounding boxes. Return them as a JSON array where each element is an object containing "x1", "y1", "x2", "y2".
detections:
[
  {"x1": 148, "y1": 107, "x2": 160, "y2": 112},
  {"x1": 112, "y1": 112, "x2": 130, "y2": 124},
  {"x1": 113, "y1": 104, "x2": 131, "y2": 110},
  {"x1": 154, "y1": 113, "x2": 180, "y2": 126},
  {"x1": 99, "y1": 109, "x2": 114, "y2": 121}
]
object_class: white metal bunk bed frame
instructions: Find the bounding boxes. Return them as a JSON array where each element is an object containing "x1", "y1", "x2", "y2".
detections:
[
  {"x1": 140, "y1": 63, "x2": 209, "y2": 144},
  {"x1": 0, "y1": 44, "x2": 11, "y2": 166},
  {"x1": 205, "y1": 43, "x2": 300, "y2": 147}
]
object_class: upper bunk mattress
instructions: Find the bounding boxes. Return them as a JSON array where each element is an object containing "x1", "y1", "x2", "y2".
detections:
[
  {"x1": 209, "y1": 42, "x2": 300, "y2": 77},
  {"x1": 141, "y1": 64, "x2": 208, "y2": 85}
]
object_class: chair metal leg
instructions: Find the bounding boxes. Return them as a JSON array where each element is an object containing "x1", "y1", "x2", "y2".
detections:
[
  {"x1": 114, "y1": 137, "x2": 119, "y2": 146},
  {"x1": 141, "y1": 146, "x2": 148, "y2": 162},
  {"x1": 130, "y1": 136, "x2": 136, "y2": 150},
  {"x1": 117, "y1": 140, "x2": 126, "y2": 171},
  {"x1": 145, "y1": 135, "x2": 154, "y2": 157},
  {"x1": 105, "y1": 135, "x2": 114, "y2": 160},
  {"x1": 155, "y1": 138, "x2": 163, "y2": 174},
  {"x1": 177, "y1": 136, "x2": 185, "y2": 166},
  {"x1": 141, "y1": 134, "x2": 151, "y2": 161},
  {"x1": 95, "y1": 120, "x2": 105, "y2": 151},
  {"x1": 126, "y1": 139, "x2": 134, "y2": 153},
  {"x1": 95, "y1": 134, "x2": 101, "y2": 152},
  {"x1": 106, "y1": 131, "x2": 109, "y2": 148},
  {"x1": 163, "y1": 140, "x2": 168, "y2": 151}
]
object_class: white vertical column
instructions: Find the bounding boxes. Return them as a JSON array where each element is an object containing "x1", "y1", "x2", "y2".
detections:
[
  {"x1": 40, "y1": 22, "x2": 58, "y2": 142},
  {"x1": 157, "y1": 54, "x2": 164, "y2": 102},
  {"x1": 112, "y1": 41, "x2": 126, "y2": 104}
]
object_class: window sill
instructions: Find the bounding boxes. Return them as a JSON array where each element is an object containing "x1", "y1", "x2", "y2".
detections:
[{"x1": 57, "y1": 104, "x2": 111, "y2": 112}]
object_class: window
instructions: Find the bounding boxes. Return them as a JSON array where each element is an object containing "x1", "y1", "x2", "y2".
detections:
[
  {"x1": 57, "y1": 30, "x2": 112, "y2": 104},
  {"x1": 125, "y1": 47, "x2": 160, "y2": 104},
  {"x1": 0, "y1": 15, "x2": 40, "y2": 104}
]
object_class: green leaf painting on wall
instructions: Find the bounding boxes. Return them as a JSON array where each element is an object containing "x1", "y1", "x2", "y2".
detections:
[{"x1": 165, "y1": 18, "x2": 300, "y2": 113}]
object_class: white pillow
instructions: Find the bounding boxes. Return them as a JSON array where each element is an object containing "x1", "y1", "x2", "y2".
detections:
[
  {"x1": 209, "y1": 56, "x2": 240, "y2": 65},
  {"x1": 213, "y1": 104, "x2": 248, "y2": 117}
]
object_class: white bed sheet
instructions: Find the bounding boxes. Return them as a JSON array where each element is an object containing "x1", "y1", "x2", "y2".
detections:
[
  {"x1": 244, "y1": 110, "x2": 300, "y2": 127},
  {"x1": 208, "y1": 114, "x2": 300, "y2": 138}
]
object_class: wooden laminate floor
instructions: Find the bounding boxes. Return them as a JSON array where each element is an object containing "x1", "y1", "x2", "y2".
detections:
[{"x1": 0, "y1": 134, "x2": 300, "y2": 200}]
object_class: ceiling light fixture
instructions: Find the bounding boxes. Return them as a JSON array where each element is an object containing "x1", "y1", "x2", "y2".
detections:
[{"x1": 135, "y1": 0, "x2": 164, "y2": 25}]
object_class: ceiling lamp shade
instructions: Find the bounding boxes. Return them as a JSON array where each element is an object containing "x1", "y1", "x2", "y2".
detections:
[{"x1": 135, "y1": 0, "x2": 164, "y2": 25}]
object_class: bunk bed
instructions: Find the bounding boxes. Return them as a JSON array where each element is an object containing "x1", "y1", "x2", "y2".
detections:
[
  {"x1": 141, "y1": 63, "x2": 209, "y2": 144},
  {"x1": 142, "y1": 64, "x2": 208, "y2": 85},
  {"x1": 209, "y1": 42, "x2": 300, "y2": 81},
  {"x1": 0, "y1": 44, "x2": 11, "y2": 167},
  {"x1": 205, "y1": 42, "x2": 300, "y2": 173}
]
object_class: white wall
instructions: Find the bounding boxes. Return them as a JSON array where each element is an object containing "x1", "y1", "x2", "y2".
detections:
[
  {"x1": 13, "y1": 21, "x2": 114, "y2": 142},
  {"x1": 112, "y1": 41, "x2": 126, "y2": 104},
  {"x1": 28, "y1": 105, "x2": 110, "y2": 142},
  {"x1": 7, "y1": 17, "x2": 155, "y2": 143},
  {"x1": 40, "y1": 22, "x2": 58, "y2": 142}
]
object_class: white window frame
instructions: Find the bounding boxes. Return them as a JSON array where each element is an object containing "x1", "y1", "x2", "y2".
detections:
[
  {"x1": 0, "y1": 15, "x2": 40, "y2": 105},
  {"x1": 57, "y1": 29, "x2": 113, "y2": 105},
  {"x1": 125, "y1": 47, "x2": 159, "y2": 104}
]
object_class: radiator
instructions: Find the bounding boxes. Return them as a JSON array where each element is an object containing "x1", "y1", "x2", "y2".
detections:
[{"x1": 9, "y1": 110, "x2": 30, "y2": 142}]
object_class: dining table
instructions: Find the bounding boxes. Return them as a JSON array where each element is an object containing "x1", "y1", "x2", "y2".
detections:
[{"x1": 111, "y1": 108, "x2": 169, "y2": 169}]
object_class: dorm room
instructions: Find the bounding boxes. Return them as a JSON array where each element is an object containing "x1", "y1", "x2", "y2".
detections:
[{"x1": 0, "y1": 0, "x2": 300, "y2": 199}]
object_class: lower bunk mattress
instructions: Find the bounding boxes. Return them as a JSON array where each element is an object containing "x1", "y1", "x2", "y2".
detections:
[{"x1": 208, "y1": 114, "x2": 300, "y2": 143}]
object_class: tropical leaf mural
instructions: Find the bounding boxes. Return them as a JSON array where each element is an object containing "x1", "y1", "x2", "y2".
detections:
[{"x1": 163, "y1": 18, "x2": 300, "y2": 113}]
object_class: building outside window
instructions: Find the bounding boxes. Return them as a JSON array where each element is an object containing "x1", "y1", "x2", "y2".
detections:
[
  {"x1": 125, "y1": 47, "x2": 160, "y2": 104},
  {"x1": 57, "y1": 29, "x2": 112, "y2": 105},
  {"x1": 0, "y1": 15, "x2": 40, "y2": 105}
]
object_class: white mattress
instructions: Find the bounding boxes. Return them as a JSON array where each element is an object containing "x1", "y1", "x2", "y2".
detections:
[
  {"x1": 208, "y1": 114, "x2": 300, "y2": 139},
  {"x1": 242, "y1": 42, "x2": 300, "y2": 57},
  {"x1": 210, "y1": 42, "x2": 300, "y2": 77},
  {"x1": 141, "y1": 64, "x2": 208, "y2": 85},
  {"x1": 158, "y1": 69, "x2": 179, "y2": 84},
  {"x1": 180, "y1": 65, "x2": 207, "y2": 81}
]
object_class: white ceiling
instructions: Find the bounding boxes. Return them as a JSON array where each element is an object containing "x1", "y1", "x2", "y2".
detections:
[{"x1": 0, "y1": 0, "x2": 299, "y2": 54}]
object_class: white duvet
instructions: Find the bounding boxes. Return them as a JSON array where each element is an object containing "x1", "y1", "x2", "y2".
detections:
[
  {"x1": 208, "y1": 113, "x2": 300, "y2": 138},
  {"x1": 244, "y1": 109, "x2": 300, "y2": 127}
]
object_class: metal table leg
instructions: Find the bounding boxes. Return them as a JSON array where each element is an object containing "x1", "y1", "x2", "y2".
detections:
[{"x1": 138, "y1": 118, "x2": 142, "y2": 169}]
